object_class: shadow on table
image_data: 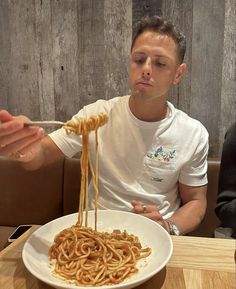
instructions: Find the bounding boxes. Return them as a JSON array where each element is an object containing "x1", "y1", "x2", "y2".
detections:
[{"x1": 135, "y1": 267, "x2": 167, "y2": 289}]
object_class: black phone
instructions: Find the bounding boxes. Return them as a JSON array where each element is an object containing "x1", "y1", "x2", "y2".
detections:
[{"x1": 7, "y1": 225, "x2": 32, "y2": 243}]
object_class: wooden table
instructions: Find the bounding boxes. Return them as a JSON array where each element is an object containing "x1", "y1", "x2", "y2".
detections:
[{"x1": 0, "y1": 226, "x2": 235, "y2": 289}]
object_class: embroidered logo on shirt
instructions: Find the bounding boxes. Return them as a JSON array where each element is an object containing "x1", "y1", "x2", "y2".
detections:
[
  {"x1": 147, "y1": 146, "x2": 176, "y2": 162},
  {"x1": 151, "y1": 177, "x2": 163, "y2": 182}
]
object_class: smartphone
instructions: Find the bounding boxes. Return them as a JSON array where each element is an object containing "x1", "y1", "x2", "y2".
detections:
[{"x1": 7, "y1": 225, "x2": 32, "y2": 243}]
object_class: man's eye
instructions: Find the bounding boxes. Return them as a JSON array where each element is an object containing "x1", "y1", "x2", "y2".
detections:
[
  {"x1": 155, "y1": 61, "x2": 166, "y2": 67},
  {"x1": 134, "y1": 58, "x2": 145, "y2": 64}
]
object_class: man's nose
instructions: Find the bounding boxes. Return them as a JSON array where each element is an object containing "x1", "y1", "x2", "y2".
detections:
[{"x1": 142, "y1": 57, "x2": 152, "y2": 76}]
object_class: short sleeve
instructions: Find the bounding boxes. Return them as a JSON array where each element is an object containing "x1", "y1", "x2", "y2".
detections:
[
  {"x1": 48, "y1": 110, "x2": 88, "y2": 158},
  {"x1": 179, "y1": 126, "x2": 209, "y2": 186}
]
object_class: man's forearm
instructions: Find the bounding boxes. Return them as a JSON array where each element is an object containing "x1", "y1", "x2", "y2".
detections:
[
  {"x1": 21, "y1": 143, "x2": 46, "y2": 171},
  {"x1": 21, "y1": 136, "x2": 65, "y2": 171},
  {"x1": 167, "y1": 199, "x2": 206, "y2": 235}
]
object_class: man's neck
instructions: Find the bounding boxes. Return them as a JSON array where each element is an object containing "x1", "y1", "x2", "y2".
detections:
[{"x1": 129, "y1": 95, "x2": 169, "y2": 122}]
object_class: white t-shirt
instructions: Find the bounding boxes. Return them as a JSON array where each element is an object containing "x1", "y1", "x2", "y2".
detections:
[{"x1": 49, "y1": 95, "x2": 209, "y2": 219}]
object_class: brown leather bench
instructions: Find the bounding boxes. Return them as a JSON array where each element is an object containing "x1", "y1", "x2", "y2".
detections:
[
  {"x1": 0, "y1": 158, "x2": 221, "y2": 250},
  {"x1": 0, "y1": 157, "x2": 81, "y2": 250}
]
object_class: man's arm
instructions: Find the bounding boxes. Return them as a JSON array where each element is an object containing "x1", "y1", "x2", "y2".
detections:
[
  {"x1": 131, "y1": 183, "x2": 207, "y2": 235},
  {"x1": 215, "y1": 122, "x2": 236, "y2": 231},
  {"x1": 21, "y1": 135, "x2": 65, "y2": 170},
  {"x1": 167, "y1": 183, "x2": 207, "y2": 235}
]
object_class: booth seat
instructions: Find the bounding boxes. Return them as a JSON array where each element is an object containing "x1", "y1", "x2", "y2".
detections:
[
  {"x1": 0, "y1": 158, "x2": 220, "y2": 250},
  {"x1": 0, "y1": 157, "x2": 81, "y2": 250}
]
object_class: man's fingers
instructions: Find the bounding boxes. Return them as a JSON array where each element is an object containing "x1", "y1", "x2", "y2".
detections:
[
  {"x1": 10, "y1": 139, "x2": 43, "y2": 163},
  {"x1": 132, "y1": 202, "x2": 161, "y2": 215},
  {"x1": 0, "y1": 125, "x2": 42, "y2": 145},
  {"x1": 0, "y1": 110, "x2": 13, "y2": 122},
  {"x1": 131, "y1": 200, "x2": 142, "y2": 206},
  {"x1": 0, "y1": 128, "x2": 44, "y2": 157},
  {"x1": 131, "y1": 199, "x2": 169, "y2": 233},
  {"x1": 0, "y1": 119, "x2": 24, "y2": 136}
]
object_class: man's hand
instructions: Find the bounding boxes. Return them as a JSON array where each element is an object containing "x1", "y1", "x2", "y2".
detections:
[
  {"x1": 131, "y1": 200, "x2": 170, "y2": 233},
  {"x1": 0, "y1": 110, "x2": 45, "y2": 163}
]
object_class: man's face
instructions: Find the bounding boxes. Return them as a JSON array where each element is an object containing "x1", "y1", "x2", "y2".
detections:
[{"x1": 128, "y1": 31, "x2": 185, "y2": 101}]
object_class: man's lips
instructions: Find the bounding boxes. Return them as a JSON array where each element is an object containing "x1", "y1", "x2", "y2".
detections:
[{"x1": 136, "y1": 81, "x2": 152, "y2": 86}]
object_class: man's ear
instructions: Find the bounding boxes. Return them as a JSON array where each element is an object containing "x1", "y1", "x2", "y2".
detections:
[{"x1": 173, "y1": 63, "x2": 187, "y2": 85}]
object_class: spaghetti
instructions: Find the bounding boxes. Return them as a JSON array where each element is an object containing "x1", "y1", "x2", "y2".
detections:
[
  {"x1": 49, "y1": 226, "x2": 151, "y2": 286},
  {"x1": 64, "y1": 113, "x2": 108, "y2": 228},
  {"x1": 48, "y1": 113, "x2": 151, "y2": 286}
]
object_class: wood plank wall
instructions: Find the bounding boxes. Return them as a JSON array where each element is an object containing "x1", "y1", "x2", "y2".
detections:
[{"x1": 0, "y1": 0, "x2": 235, "y2": 158}]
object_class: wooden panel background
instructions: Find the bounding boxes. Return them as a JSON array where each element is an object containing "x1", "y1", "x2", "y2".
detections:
[{"x1": 0, "y1": 0, "x2": 235, "y2": 158}]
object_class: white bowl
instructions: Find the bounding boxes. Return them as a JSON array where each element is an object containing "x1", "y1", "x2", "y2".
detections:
[{"x1": 22, "y1": 210, "x2": 172, "y2": 289}]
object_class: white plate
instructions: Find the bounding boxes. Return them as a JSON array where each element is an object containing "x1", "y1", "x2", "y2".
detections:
[{"x1": 22, "y1": 210, "x2": 173, "y2": 289}]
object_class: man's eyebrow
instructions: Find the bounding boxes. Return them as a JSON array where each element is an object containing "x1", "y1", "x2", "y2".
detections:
[
  {"x1": 132, "y1": 52, "x2": 169, "y2": 59},
  {"x1": 153, "y1": 54, "x2": 169, "y2": 59},
  {"x1": 132, "y1": 52, "x2": 145, "y2": 55}
]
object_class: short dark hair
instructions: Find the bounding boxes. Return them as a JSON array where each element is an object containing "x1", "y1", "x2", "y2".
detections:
[{"x1": 131, "y1": 16, "x2": 186, "y2": 63}]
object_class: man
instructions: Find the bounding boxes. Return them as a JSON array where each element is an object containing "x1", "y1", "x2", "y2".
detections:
[
  {"x1": 0, "y1": 16, "x2": 209, "y2": 235},
  {"x1": 215, "y1": 122, "x2": 236, "y2": 238}
]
